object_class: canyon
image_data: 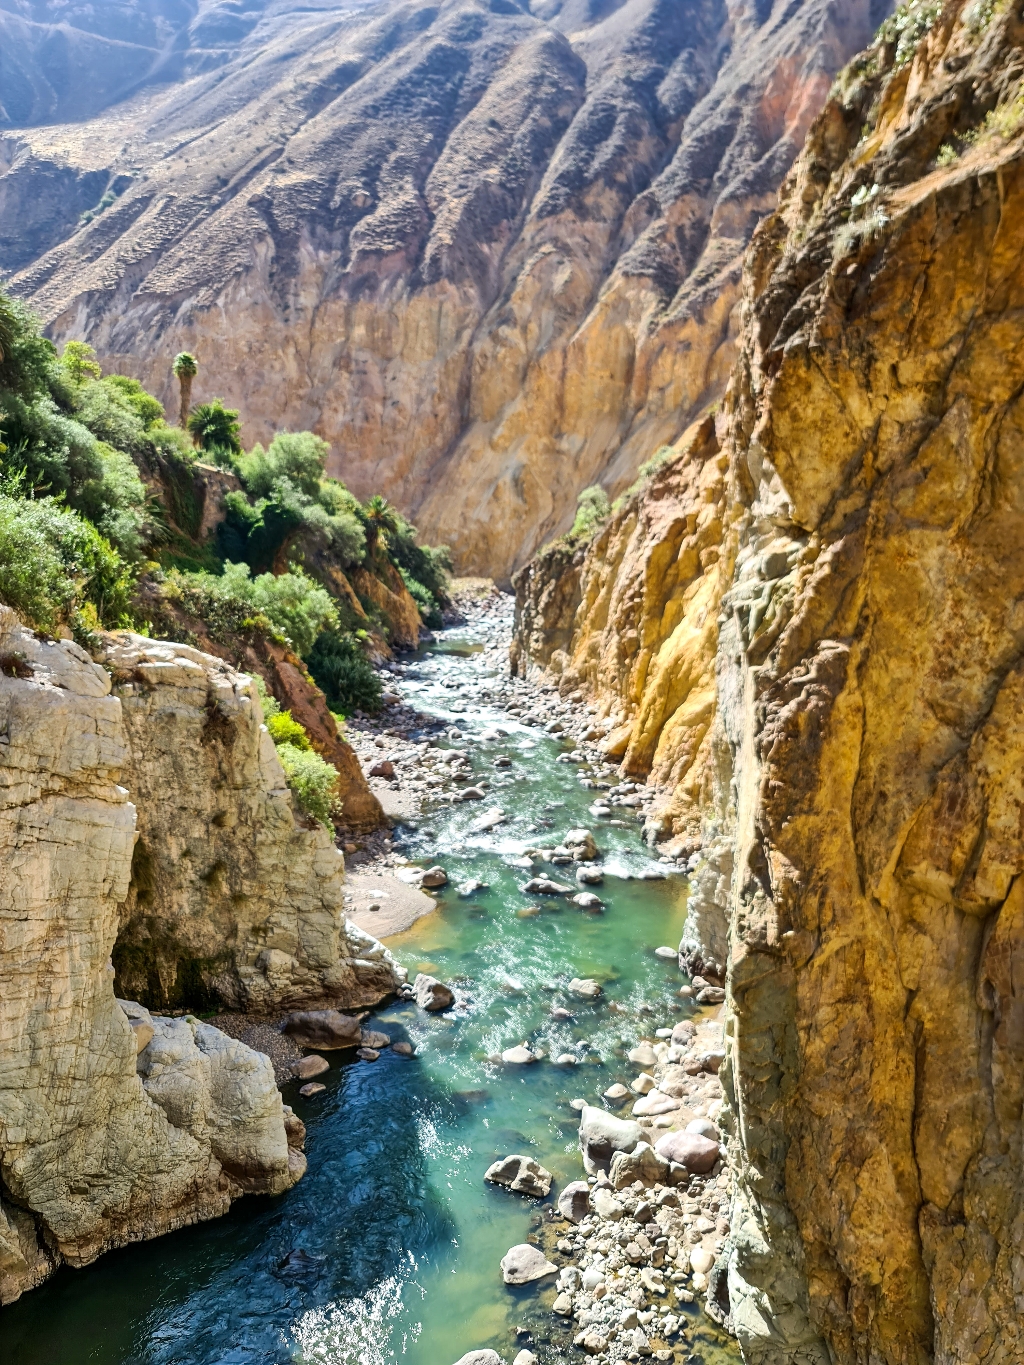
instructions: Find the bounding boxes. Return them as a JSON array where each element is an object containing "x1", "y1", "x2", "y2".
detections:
[
  {"x1": 514, "y1": 4, "x2": 1024, "y2": 1362},
  {"x1": 3, "y1": 2, "x2": 1024, "y2": 1364},
  {"x1": 0, "y1": 0, "x2": 890, "y2": 578}
]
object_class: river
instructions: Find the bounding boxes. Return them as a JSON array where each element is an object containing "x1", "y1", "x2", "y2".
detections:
[{"x1": 0, "y1": 615, "x2": 740, "y2": 1365}]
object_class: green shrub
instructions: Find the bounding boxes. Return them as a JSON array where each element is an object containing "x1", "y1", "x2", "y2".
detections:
[
  {"x1": 165, "y1": 561, "x2": 337, "y2": 657},
  {"x1": 569, "y1": 485, "x2": 610, "y2": 541},
  {"x1": 400, "y1": 567, "x2": 443, "y2": 626},
  {"x1": 266, "y1": 710, "x2": 310, "y2": 749},
  {"x1": 0, "y1": 491, "x2": 135, "y2": 632},
  {"x1": 307, "y1": 629, "x2": 382, "y2": 715},
  {"x1": 876, "y1": 2, "x2": 942, "y2": 69},
  {"x1": 275, "y1": 742, "x2": 340, "y2": 828}
]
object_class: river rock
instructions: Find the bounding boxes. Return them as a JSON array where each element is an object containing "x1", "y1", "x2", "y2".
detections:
[
  {"x1": 457, "y1": 878, "x2": 490, "y2": 897},
  {"x1": 512, "y1": 1352, "x2": 538, "y2": 1365},
  {"x1": 460, "y1": 787, "x2": 486, "y2": 800},
  {"x1": 627, "y1": 1042, "x2": 658, "y2": 1067},
  {"x1": 392, "y1": 1041, "x2": 415, "y2": 1056},
  {"x1": 420, "y1": 865, "x2": 449, "y2": 888},
  {"x1": 412, "y1": 974, "x2": 455, "y2": 1011},
  {"x1": 631, "y1": 1072, "x2": 655, "y2": 1094},
  {"x1": 568, "y1": 977, "x2": 601, "y2": 998},
  {"x1": 632, "y1": 1090, "x2": 678, "y2": 1117},
  {"x1": 578, "y1": 1105, "x2": 642, "y2": 1174},
  {"x1": 576, "y1": 867, "x2": 603, "y2": 885},
  {"x1": 523, "y1": 877, "x2": 572, "y2": 895},
  {"x1": 484, "y1": 1154, "x2": 553, "y2": 1197},
  {"x1": 356, "y1": 1046, "x2": 379, "y2": 1061},
  {"x1": 554, "y1": 1052, "x2": 577, "y2": 1065},
  {"x1": 299, "y1": 1082, "x2": 326, "y2": 1097},
  {"x1": 293, "y1": 1054, "x2": 330, "y2": 1080},
  {"x1": 654, "y1": 1130, "x2": 719, "y2": 1173},
  {"x1": 470, "y1": 808, "x2": 506, "y2": 832},
  {"x1": 696, "y1": 985, "x2": 726, "y2": 1004},
  {"x1": 591, "y1": 1187, "x2": 623, "y2": 1220},
  {"x1": 609, "y1": 1140, "x2": 672, "y2": 1190},
  {"x1": 557, "y1": 1180, "x2": 592, "y2": 1222},
  {"x1": 603, "y1": 1082, "x2": 630, "y2": 1102},
  {"x1": 687, "y1": 1118, "x2": 721, "y2": 1140},
  {"x1": 368, "y1": 759, "x2": 395, "y2": 777},
  {"x1": 282, "y1": 1010, "x2": 362, "y2": 1049},
  {"x1": 361, "y1": 1030, "x2": 391, "y2": 1049},
  {"x1": 551, "y1": 1006, "x2": 574, "y2": 1020},
  {"x1": 500, "y1": 1243, "x2": 558, "y2": 1285},
  {"x1": 501, "y1": 1045, "x2": 536, "y2": 1065},
  {"x1": 452, "y1": 1353, "x2": 503, "y2": 1365},
  {"x1": 563, "y1": 828, "x2": 598, "y2": 861},
  {"x1": 571, "y1": 892, "x2": 603, "y2": 910},
  {"x1": 654, "y1": 945, "x2": 677, "y2": 959},
  {"x1": 671, "y1": 1021, "x2": 696, "y2": 1046},
  {"x1": 689, "y1": 1246, "x2": 716, "y2": 1276}
]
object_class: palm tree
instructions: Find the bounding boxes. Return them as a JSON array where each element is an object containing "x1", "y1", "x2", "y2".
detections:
[
  {"x1": 362, "y1": 494, "x2": 399, "y2": 555},
  {"x1": 187, "y1": 399, "x2": 243, "y2": 458},
  {"x1": 172, "y1": 352, "x2": 198, "y2": 429}
]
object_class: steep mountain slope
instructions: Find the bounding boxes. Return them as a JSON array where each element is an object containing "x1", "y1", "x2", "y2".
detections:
[
  {"x1": 513, "y1": 4, "x2": 1024, "y2": 1361},
  {"x1": 1, "y1": 0, "x2": 891, "y2": 578}
]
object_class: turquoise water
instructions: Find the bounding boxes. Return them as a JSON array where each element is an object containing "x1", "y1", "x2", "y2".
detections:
[{"x1": 0, "y1": 628, "x2": 739, "y2": 1365}]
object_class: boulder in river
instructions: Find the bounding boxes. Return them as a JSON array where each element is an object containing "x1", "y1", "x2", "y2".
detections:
[
  {"x1": 576, "y1": 867, "x2": 603, "y2": 885},
  {"x1": 470, "y1": 808, "x2": 506, "y2": 832},
  {"x1": 412, "y1": 973, "x2": 455, "y2": 1011},
  {"x1": 557, "y1": 1180, "x2": 591, "y2": 1222},
  {"x1": 500, "y1": 1243, "x2": 558, "y2": 1285},
  {"x1": 282, "y1": 1010, "x2": 362, "y2": 1049},
  {"x1": 457, "y1": 878, "x2": 490, "y2": 897},
  {"x1": 654, "y1": 945, "x2": 678, "y2": 959},
  {"x1": 356, "y1": 1046, "x2": 380, "y2": 1061},
  {"x1": 603, "y1": 1082, "x2": 630, "y2": 1102},
  {"x1": 654, "y1": 1129, "x2": 720, "y2": 1173},
  {"x1": 501, "y1": 1044, "x2": 536, "y2": 1065},
  {"x1": 578, "y1": 1105, "x2": 642, "y2": 1174},
  {"x1": 570, "y1": 891, "x2": 603, "y2": 910},
  {"x1": 361, "y1": 1030, "x2": 391, "y2": 1049},
  {"x1": 420, "y1": 865, "x2": 449, "y2": 888},
  {"x1": 392, "y1": 1041, "x2": 415, "y2": 1056},
  {"x1": 299, "y1": 1082, "x2": 326, "y2": 1097},
  {"x1": 563, "y1": 828, "x2": 598, "y2": 861},
  {"x1": 452, "y1": 1353, "x2": 503, "y2": 1365},
  {"x1": 522, "y1": 876, "x2": 572, "y2": 895},
  {"x1": 292, "y1": 1055, "x2": 329, "y2": 1080},
  {"x1": 484, "y1": 1154, "x2": 553, "y2": 1197},
  {"x1": 568, "y1": 977, "x2": 601, "y2": 998}
]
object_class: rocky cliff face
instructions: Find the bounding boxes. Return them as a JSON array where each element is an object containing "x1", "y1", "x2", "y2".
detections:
[
  {"x1": 514, "y1": 6, "x2": 1024, "y2": 1362},
  {"x1": 98, "y1": 632, "x2": 402, "y2": 1010},
  {"x1": 1, "y1": 0, "x2": 891, "y2": 578},
  {"x1": 0, "y1": 619, "x2": 309, "y2": 1305}
]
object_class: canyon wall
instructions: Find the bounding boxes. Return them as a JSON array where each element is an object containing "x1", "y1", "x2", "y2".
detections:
[
  {"x1": 0, "y1": 620, "x2": 311, "y2": 1304},
  {"x1": 1, "y1": 0, "x2": 892, "y2": 578},
  {"x1": 99, "y1": 633, "x2": 402, "y2": 1011},
  {"x1": 514, "y1": 5, "x2": 1024, "y2": 1362}
]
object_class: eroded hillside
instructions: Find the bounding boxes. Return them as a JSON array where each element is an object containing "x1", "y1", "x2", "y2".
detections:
[
  {"x1": 1, "y1": 0, "x2": 891, "y2": 577},
  {"x1": 514, "y1": 3, "x2": 1024, "y2": 1361}
]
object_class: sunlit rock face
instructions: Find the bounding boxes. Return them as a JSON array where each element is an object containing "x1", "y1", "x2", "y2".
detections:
[
  {"x1": 0, "y1": 623, "x2": 309, "y2": 1305},
  {"x1": 514, "y1": 6, "x2": 1024, "y2": 1361},
  {"x1": 1, "y1": 0, "x2": 889, "y2": 578}
]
